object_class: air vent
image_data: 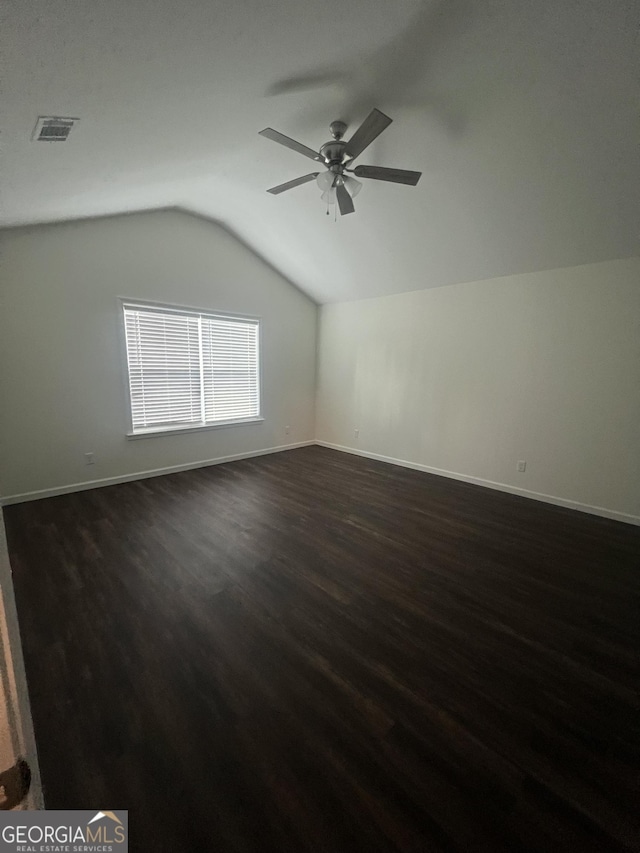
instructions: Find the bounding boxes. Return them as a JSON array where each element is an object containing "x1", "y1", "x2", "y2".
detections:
[{"x1": 32, "y1": 116, "x2": 79, "y2": 142}]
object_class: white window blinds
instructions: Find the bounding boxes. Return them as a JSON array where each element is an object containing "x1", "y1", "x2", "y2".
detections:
[{"x1": 123, "y1": 302, "x2": 260, "y2": 433}]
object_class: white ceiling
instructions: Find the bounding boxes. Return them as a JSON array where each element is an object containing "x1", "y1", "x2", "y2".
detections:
[{"x1": 2, "y1": 0, "x2": 638, "y2": 303}]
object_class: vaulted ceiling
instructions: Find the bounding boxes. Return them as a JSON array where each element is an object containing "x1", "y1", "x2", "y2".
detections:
[{"x1": 2, "y1": 0, "x2": 638, "y2": 302}]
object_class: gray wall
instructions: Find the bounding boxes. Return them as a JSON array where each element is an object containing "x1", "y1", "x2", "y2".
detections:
[{"x1": 0, "y1": 210, "x2": 317, "y2": 500}]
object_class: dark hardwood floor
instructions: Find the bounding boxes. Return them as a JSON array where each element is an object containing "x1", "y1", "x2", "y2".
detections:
[{"x1": 4, "y1": 446, "x2": 640, "y2": 852}]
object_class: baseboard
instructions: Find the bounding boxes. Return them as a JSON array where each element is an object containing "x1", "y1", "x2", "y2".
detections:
[
  {"x1": 4, "y1": 440, "x2": 639, "y2": 526},
  {"x1": 315, "y1": 441, "x2": 640, "y2": 527},
  {"x1": 0, "y1": 441, "x2": 315, "y2": 506}
]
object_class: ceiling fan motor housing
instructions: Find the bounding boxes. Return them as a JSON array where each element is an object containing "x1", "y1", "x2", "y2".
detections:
[{"x1": 320, "y1": 139, "x2": 347, "y2": 166}]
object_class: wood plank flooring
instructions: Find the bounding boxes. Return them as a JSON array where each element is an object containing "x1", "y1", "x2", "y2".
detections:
[{"x1": 3, "y1": 446, "x2": 640, "y2": 852}]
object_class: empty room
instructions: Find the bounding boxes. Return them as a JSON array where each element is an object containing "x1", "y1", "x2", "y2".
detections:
[{"x1": 1, "y1": 0, "x2": 639, "y2": 850}]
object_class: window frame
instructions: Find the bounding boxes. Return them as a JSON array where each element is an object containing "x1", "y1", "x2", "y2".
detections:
[{"x1": 119, "y1": 298, "x2": 264, "y2": 439}]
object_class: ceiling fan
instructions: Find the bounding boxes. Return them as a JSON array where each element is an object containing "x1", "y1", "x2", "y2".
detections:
[{"x1": 259, "y1": 108, "x2": 422, "y2": 216}]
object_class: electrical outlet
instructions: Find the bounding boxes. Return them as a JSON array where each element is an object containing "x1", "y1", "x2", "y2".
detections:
[
  {"x1": 517, "y1": 460, "x2": 526, "y2": 473},
  {"x1": 354, "y1": 428, "x2": 359, "y2": 439},
  {"x1": 285, "y1": 425, "x2": 290, "y2": 435},
  {"x1": 84, "y1": 452, "x2": 95, "y2": 465}
]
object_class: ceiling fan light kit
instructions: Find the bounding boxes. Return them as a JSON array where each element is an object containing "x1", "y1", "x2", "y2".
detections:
[{"x1": 259, "y1": 108, "x2": 422, "y2": 217}]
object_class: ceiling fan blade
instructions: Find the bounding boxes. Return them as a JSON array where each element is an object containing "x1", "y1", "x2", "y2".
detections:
[
  {"x1": 259, "y1": 128, "x2": 320, "y2": 161},
  {"x1": 336, "y1": 182, "x2": 355, "y2": 215},
  {"x1": 267, "y1": 69, "x2": 343, "y2": 96},
  {"x1": 353, "y1": 165, "x2": 422, "y2": 186},
  {"x1": 267, "y1": 173, "x2": 319, "y2": 194},
  {"x1": 344, "y1": 109, "x2": 392, "y2": 160}
]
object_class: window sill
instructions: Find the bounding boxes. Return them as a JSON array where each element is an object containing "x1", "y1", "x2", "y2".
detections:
[{"x1": 126, "y1": 417, "x2": 264, "y2": 440}]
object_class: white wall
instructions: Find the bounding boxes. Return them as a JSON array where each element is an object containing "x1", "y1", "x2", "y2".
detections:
[
  {"x1": 316, "y1": 257, "x2": 640, "y2": 522},
  {"x1": 2, "y1": 211, "x2": 638, "y2": 523},
  {"x1": 0, "y1": 209, "x2": 317, "y2": 500}
]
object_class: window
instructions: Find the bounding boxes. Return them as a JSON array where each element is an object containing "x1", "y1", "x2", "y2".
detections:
[{"x1": 122, "y1": 301, "x2": 261, "y2": 436}]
